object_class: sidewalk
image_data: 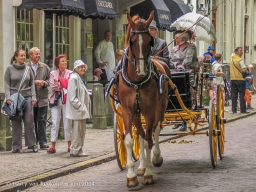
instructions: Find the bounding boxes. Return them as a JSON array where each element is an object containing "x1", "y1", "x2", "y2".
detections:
[{"x1": 1, "y1": 94, "x2": 256, "y2": 192}]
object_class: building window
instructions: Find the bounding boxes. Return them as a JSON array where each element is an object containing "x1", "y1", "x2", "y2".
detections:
[
  {"x1": 16, "y1": 9, "x2": 33, "y2": 59},
  {"x1": 55, "y1": 15, "x2": 70, "y2": 66}
]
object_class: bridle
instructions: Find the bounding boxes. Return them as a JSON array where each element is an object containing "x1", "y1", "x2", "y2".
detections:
[{"x1": 123, "y1": 19, "x2": 154, "y2": 68}]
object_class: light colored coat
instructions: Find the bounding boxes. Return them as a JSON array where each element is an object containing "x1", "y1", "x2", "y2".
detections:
[{"x1": 66, "y1": 72, "x2": 91, "y2": 120}]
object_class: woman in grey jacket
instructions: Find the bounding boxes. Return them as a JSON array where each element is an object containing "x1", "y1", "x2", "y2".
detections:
[
  {"x1": 66, "y1": 60, "x2": 91, "y2": 157},
  {"x1": 4, "y1": 49, "x2": 38, "y2": 153}
]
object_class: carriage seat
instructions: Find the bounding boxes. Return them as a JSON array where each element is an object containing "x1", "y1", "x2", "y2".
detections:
[{"x1": 166, "y1": 69, "x2": 192, "y2": 111}]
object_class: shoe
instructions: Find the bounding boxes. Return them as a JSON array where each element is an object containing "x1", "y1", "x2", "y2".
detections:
[
  {"x1": 12, "y1": 149, "x2": 20, "y2": 153},
  {"x1": 32, "y1": 145, "x2": 38, "y2": 153},
  {"x1": 68, "y1": 148, "x2": 70, "y2": 152},
  {"x1": 247, "y1": 105, "x2": 254, "y2": 109},
  {"x1": 232, "y1": 111, "x2": 237, "y2": 114},
  {"x1": 179, "y1": 124, "x2": 187, "y2": 132},
  {"x1": 47, "y1": 147, "x2": 56, "y2": 154},
  {"x1": 172, "y1": 125, "x2": 181, "y2": 129},
  {"x1": 241, "y1": 111, "x2": 250, "y2": 114},
  {"x1": 72, "y1": 152, "x2": 88, "y2": 157},
  {"x1": 40, "y1": 143, "x2": 49, "y2": 150}
]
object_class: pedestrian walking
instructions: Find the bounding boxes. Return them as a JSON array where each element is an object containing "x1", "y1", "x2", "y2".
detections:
[
  {"x1": 27, "y1": 47, "x2": 50, "y2": 149},
  {"x1": 47, "y1": 54, "x2": 72, "y2": 153},
  {"x1": 66, "y1": 60, "x2": 91, "y2": 157},
  {"x1": 4, "y1": 49, "x2": 38, "y2": 153}
]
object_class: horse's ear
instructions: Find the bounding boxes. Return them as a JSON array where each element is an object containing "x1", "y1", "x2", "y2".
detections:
[
  {"x1": 145, "y1": 11, "x2": 155, "y2": 28},
  {"x1": 127, "y1": 12, "x2": 135, "y2": 29}
]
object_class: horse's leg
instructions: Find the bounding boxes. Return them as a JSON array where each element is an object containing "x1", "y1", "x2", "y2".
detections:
[
  {"x1": 142, "y1": 140, "x2": 154, "y2": 185},
  {"x1": 123, "y1": 114, "x2": 139, "y2": 188},
  {"x1": 142, "y1": 121, "x2": 154, "y2": 185},
  {"x1": 137, "y1": 135, "x2": 146, "y2": 176},
  {"x1": 132, "y1": 118, "x2": 146, "y2": 176},
  {"x1": 152, "y1": 121, "x2": 163, "y2": 167}
]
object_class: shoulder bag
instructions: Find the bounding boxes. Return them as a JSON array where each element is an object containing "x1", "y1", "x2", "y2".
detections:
[
  {"x1": 232, "y1": 59, "x2": 247, "y2": 78},
  {"x1": 1, "y1": 66, "x2": 29, "y2": 117}
]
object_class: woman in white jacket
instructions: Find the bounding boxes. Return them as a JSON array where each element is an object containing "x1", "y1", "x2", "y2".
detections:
[{"x1": 66, "y1": 60, "x2": 91, "y2": 157}]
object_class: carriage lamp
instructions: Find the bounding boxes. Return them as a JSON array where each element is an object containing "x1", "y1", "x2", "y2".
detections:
[
  {"x1": 197, "y1": 2, "x2": 207, "y2": 15},
  {"x1": 187, "y1": 0, "x2": 194, "y2": 11}
]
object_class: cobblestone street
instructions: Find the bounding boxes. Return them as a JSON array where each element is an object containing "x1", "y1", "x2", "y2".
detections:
[{"x1": 22, "y1": 114, "x2": 256, "y2": 192}]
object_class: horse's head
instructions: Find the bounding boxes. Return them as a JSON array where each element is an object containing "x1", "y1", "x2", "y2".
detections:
[{"x1": 126, "y1": 11, "x2": 154, "y2": 77}]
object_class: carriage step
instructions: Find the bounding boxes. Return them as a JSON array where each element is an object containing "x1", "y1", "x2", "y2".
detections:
[{"x1": 160, "y1": 133, "x2": 180, "y2": 136}]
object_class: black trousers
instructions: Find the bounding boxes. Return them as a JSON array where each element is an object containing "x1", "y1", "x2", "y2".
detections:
[
  {"x1": 231, "y1": 80, "x2": 246, "y2": 113},
  {"x1": 33, "y1": 106, "x2": 48, "y2": 145}
]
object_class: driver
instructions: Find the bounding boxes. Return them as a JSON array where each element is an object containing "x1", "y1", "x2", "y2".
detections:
[{"x1": 169, "y1": 29, "x2": 199, "y2": 131}]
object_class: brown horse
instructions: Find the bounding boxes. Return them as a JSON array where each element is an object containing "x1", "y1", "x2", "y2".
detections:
[{"x1": 117, "y1": 11, "x2": 170, "y2": 187}]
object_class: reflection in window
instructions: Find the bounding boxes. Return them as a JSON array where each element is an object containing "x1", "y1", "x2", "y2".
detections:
[
  {"x1": 16, "y1": 9, "x2": 33, "y2": 59},
  {"x1": 56, "y1": 15, "x2": 70, "y2": 68}
]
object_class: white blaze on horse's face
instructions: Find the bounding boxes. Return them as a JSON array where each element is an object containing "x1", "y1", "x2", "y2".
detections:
[{"x1": 136, "y1": 34, "x2": 147, "y2": 77}]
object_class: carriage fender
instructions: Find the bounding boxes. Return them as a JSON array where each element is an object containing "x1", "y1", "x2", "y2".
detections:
[{"x1": 151, "y1": 57, "x2": 170, "y2": 76}]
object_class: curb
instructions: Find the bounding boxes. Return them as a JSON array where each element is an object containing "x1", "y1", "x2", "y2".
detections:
[{"x1": 1, "y1": 110, "x2": 256, "y2": 192}]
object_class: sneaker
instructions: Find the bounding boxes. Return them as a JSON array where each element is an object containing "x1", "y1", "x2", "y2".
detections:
[
  {"x1": 172, "y1": 125, "x2": 181, "y2": 129},
  {"x1": 179, "y1": 124, "x2": 187, "y2": 131},
  {"x1": 246, "y1": 105, "x2": 254, "y2": 109},
  {"x1": 40, "y1": 143, "x2": 49, "y2": 150}
]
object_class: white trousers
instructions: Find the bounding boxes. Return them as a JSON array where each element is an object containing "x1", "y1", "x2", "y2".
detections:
[
  {"x1": 70, "y1": 119, "x2": 86, "y2": 155},
  {"x1": 50, "y1": 100, "x2": 71, "y2": 142}
]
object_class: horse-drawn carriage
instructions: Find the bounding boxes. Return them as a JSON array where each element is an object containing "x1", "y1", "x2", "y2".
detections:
[{"x1": 106, "y1": 11, "x2": 225, "y2": 188}]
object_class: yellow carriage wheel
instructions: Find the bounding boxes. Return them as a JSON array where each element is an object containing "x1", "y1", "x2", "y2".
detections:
[
  {"x1": 132, "y1": 124, "x2": 140, "y2": 161},
  {"x1": 114, "y1": 104, "x2": 127, "y2": 170},
  {"x1": 217, "y1": 86, "x2": 225, "y2": 159},
  {"x1": 209, "y1": 100, "x2": 218, "y2": 168}
]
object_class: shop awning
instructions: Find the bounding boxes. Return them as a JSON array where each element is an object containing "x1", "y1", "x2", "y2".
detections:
[
  {"x1": 83, "y1": 0, "x2": 117, "y2": 20},
  {"x1": 164, "y1": 0, "x2": 191, "y2": 23},
  {"x1": 130, "y1": 0, "x2": 171, "y2": 31},
  {"x1": 18, "y1": 0, "x2": 86, "y2": 17}
]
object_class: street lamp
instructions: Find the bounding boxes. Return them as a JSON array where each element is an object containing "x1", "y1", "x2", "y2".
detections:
[{"x1": 197, "y1": 2, "x2": 207, "y2": 15}]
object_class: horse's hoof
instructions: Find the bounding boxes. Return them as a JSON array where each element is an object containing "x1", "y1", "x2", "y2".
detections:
[
  {"x1": 142, "y1": 175, "x2": 154, "y2": 185},
  {"x1": 127, "y1": 176, "x2": 139, "y2": 188},
  {"x1": 137, "y1": 168, "x2": 145, "y2": 176},
  {"x1": 152, "y1": 156, "x2": 163, "y2": 167}
]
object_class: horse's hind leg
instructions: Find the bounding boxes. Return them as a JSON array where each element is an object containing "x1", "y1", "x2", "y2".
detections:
[
  {"x1": 152, "y1": 121, "x2": 163, "y2": 167},
  {"x1": 137, "y1": 135, "x2": 146, "y2": 176},
  {"x1": 142, "y1": 143, "x2": 154, "y2": 185}
]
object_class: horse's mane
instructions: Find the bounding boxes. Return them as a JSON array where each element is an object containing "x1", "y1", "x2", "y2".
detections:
[{"x1": 124, "y1": 14, "x2": 146, "y2": 47}]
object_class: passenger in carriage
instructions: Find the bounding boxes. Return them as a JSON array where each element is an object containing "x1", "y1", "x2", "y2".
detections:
[
  {"x1": 169, "y1": 29, "x2": 199, "y2": 131},
  {"x1": 148, "y1": 20, "x2": 169, "y2": 66},
  {"x1": 169, "y1": 29, "x2": 198, "y2": 70}
]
